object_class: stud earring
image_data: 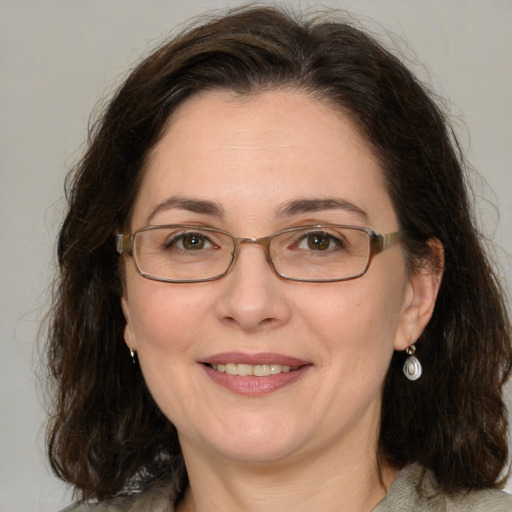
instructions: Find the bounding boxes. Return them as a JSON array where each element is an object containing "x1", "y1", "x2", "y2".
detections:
[
  {"x1": 130, "y1": 349, "x2": 137, "y2": 365},
  {"x1": 403, "y1": 344, "x2": 422, "y2": 381}
]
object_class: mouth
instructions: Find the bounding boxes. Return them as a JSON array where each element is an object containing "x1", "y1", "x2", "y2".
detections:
[
  {"x1": 201, "y1": 353, "x2": 311, "y2": 396},
  {"x1": 207, "y1": 363, "x2": 300, "y2": 376}
]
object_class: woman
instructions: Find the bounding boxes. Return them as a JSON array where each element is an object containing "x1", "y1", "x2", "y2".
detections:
[{"x1": 47, "y1": 6, "x2": 512, "y2": 511}]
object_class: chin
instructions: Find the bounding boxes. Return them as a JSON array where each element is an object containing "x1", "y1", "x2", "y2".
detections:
[
  {"x1": 211, "y1": 438, "x2": 306, "y2": 465},
  {"x1": 185, "y1": 416, "x2": 311, "y2": 464}
]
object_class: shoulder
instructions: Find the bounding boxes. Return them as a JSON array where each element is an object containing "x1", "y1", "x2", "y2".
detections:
[
  {"x1": 445, "y1": 487, "x2": 512, "y2": 512},
  {"x1": 59, "y1": 486, "x2": 175, "y2": 512},
  {"x1": 445, "y1": 488, "x2": 512, "y2": 512},
  {"x1": 59, "y1": 456, "x2": 186, "y2": 512},
  {"x1": 374, "y1": 464, "x2": 512, "y2": 512}
]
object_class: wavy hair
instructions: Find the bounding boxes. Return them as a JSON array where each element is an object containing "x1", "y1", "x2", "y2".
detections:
[{"x1": 45, "y1": 5, "x2": 512, "y2": 501}]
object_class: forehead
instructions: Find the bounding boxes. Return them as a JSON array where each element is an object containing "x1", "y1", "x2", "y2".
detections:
[{"x1": 133, "y1": 88, "x2": 397, "y2": 232}]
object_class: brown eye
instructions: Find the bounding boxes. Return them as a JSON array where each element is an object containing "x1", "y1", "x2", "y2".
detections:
[
  {"x1": 165, "y1": 232, "x2": 211, "y2": 251},
  {"x1": 181, "y1": 234, "x2": 205, "y2": 250},
  {"x1": 306, "y1": 233, "x2": 331, "y2": 251},
  {"x1": 292, "y1": 231, "x2": 346, "y2": 252}
]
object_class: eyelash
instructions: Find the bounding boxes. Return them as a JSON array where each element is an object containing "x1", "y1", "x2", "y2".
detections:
[
  {"x1": 164, "y1": 232, "x2": 216, "y2": 250},
  {"x1": 293, "y1": 231, "x2": 347, "y2": 251}
]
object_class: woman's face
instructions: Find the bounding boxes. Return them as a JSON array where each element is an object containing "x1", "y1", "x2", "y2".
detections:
[{"x1": 122, "y1": 89, "x2": 429, "y2": 466}]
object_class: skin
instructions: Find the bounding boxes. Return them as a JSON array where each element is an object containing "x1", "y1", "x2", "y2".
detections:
[{"x1": 122, "y1": 89, "x2": 442, "y2": 512}]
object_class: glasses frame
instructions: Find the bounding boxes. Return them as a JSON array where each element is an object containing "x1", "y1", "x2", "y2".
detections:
[{"x1": 116, "y1": 224, "x2": 405, "y2": 283}]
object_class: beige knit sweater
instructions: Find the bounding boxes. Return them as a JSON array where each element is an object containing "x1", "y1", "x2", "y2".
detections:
[{"x1": 62, "y1": 463, "x2": 512, "y2": 512}]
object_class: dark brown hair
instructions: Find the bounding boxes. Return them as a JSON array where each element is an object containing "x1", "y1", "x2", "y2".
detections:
[{"x1": 46, "y1": 5, "x2": 512, "y2": 501}]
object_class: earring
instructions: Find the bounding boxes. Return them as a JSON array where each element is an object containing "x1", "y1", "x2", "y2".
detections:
[
  {"x1": 130, "y1": 349, "x2": 137, "y2": 365},
  {"x1": 403, "y1": 344, "x2": 422, "y2": 381}
]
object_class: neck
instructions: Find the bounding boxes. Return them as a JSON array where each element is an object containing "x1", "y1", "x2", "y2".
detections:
[{"x1": 176, "y1": 440, "x2": 398, "y2": 512}]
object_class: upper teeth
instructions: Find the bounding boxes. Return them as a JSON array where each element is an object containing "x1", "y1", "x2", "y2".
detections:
[{"x1": 211, "y1": 363, "x2": 293, "y2": 377}]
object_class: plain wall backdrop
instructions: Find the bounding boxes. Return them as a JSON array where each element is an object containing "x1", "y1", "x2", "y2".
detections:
[{"x1": 1, "y1": 1, "x2": 511, "y2": 511}]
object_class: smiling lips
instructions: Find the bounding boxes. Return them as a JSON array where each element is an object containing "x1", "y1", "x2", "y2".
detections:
[
  {"x1": 202, "y1": 353, "x2": 311, "y2": 396},
  {"x1": 210, "y1": 362, "x2": 296, "y2": 376}
]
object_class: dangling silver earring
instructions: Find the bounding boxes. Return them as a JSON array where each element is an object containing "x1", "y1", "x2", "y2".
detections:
[
  {"x1": 403, "y1": 344, "x2": 422, "y2": 381},
  {"x1": 130, "y1": 349, "x2": 137, "y2": 365}
]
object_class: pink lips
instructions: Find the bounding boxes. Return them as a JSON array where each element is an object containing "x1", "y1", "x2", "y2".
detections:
[
  {"x1": 201, "y1": 352, "x2": 312, "y2": 396},
  {"x1": 204, "y1": 352, "x2": 309, "y2": 367}
]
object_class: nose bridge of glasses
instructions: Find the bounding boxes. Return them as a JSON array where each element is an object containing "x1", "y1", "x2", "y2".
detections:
[
  {"x1": 234, "y1": 235, "x2": 270, "y2": 248},
  {"x1": 232, "y1": 236, "x2": 273, "y2": 263}
]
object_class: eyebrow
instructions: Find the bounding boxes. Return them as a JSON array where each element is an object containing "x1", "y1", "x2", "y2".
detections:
[
  {"x1": 146, "y1": 196, "x2": 224, "y2": 224},
  {"x1": 276, "y1": 198, "x2": 369, "y2": 222},
  {"x1": 146, "y1": 196, "x2": 369, "y2": 225}
]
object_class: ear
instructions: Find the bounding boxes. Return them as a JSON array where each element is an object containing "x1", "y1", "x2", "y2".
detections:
[
  {"x1": 121, "y1": 296, "x2": 137, "y2": 351},
  {"x1": 394, "y1": 238, "x2": 444, "y2": 351}
]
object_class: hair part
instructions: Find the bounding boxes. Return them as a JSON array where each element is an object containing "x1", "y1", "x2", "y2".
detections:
[{"x1": 45, "y1": 5, "x2": 512, "y2": 501}]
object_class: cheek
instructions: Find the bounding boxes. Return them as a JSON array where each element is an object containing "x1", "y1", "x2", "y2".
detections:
[
  {"x1": 124, "y1": 277, "x2": 213, "y2": 354},
  {"x1": 123, "y1": 281, "x2": 206, "y2": 411},
  {"x1": 293, "y1": 274, "x2": 406, "y2": 358}
]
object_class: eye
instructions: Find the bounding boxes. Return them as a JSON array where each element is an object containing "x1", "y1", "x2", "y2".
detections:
[
  {"x1": 165, "y1": 232, "x2": 213, "y2": 251},
  {"x1": 296, "y1": 231, "x2": 344, "y2": 251}
]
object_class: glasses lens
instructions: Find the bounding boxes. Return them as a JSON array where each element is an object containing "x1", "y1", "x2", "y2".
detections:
[
  {"x1": 133, "y1": 226, "x2": 234, "y2": 282},
  {"x1": 270, "y1": 226, "x2": 371, "y2": 281}
]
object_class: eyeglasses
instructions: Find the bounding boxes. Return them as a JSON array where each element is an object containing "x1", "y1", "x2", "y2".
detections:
[{"x1": 116, "y1": 224, "x2": 404, "y2": 283}]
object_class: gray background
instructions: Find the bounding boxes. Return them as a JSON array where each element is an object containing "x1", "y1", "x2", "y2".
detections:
[{"x1": 1, "y1": 1, "x2": 511, "y2": 511}]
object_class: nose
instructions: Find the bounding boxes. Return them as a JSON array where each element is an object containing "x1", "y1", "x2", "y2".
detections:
[{"x1": 215, "y1": 242, "x2": 292, "y2": 332}]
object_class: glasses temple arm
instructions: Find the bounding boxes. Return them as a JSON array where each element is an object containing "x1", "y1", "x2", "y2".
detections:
[
  {"x1": 373, "y1": 231, "x2": 405, "y2": 253},
  {"x1": 116, "y1": 233, "x2": 133, "y2": 254}
]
